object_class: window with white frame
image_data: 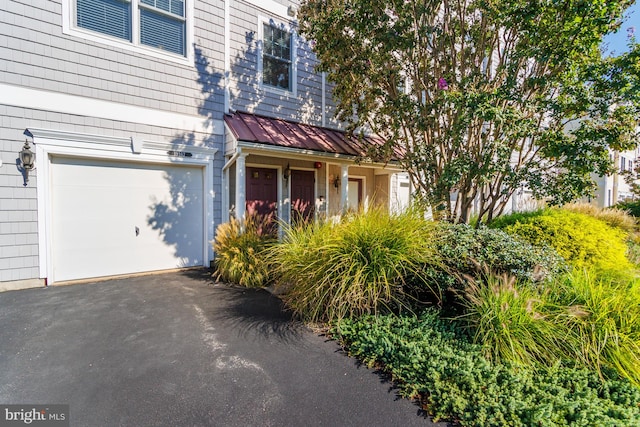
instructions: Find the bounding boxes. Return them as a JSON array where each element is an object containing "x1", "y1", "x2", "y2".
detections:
[
  {"x1": 261, "y1": 22, "x2": 293, "y2": 92},
  {"x1": 73, "y1": 0, "x2": 187, "y2": 57}
]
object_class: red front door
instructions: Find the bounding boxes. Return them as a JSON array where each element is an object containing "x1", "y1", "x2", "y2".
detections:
[
  {"x1": 246, "y1": 167, "x2": 278, "y2": 234},
  {"x1": 290, "y1": 169, "x2": 315, "y2": 226}
]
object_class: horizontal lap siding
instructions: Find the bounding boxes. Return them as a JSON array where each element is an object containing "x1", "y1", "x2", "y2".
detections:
[{"x1": 0, "y1": 0, "x2": 226, "y2": 283}]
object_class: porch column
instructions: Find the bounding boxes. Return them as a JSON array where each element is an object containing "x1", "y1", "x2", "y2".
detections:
[
  {"x1": 235, "y1": 152, "x2": 247, "y2": 220},
  {"x1": 341, "y1": 164, "x2": 349, "y2": 213}
]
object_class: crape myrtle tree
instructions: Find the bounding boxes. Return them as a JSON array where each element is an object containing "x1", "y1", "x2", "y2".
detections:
[{"x1": 299, "y1": 0, "x2": 640, "y2": 223}]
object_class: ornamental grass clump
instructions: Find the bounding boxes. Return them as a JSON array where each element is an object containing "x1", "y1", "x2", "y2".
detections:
[
  {"x1": 272, "y1": 208, "x2": 441, "y2": 322},
  {"x1": 212, "y1": 214, "x2": 276, "y2": 288},
  {"x1": 549, "y1": 270, "x2": 640, "y2": 386},
  {"x1": 458, "y1": 267, "x2": 640, "y2": 386},
  {"x1": 563, "y1": 202, "x2": 637, "y2": 233},
  {"x1": 458, "y1": 270, "x2": 565, "y2": 366}
]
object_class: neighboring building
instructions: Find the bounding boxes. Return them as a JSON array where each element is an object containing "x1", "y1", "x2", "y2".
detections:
[
  {"x1": 0, "y1": 0, "x2": 401, "y2": 289},
  {"x1": 590, "y1": 147, "x2": 640, "y2": 208}
]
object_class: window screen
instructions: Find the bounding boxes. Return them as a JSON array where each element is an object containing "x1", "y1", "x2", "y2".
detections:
[
  {"x1": 140, "y1": 9, "x2": 185, "y2": 55},
  {"x1": 77, "y1": 0, "x2": 131, "y2": 41}
]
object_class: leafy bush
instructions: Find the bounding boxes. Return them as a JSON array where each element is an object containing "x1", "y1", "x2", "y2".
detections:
[
  {"x1": 490, "y1": 208, "x2": 633, "y2": 272},
  {"x1": 271, "y1": 208, "x2": 441, "y2": 322},
  {"x1": 213, "y1": 215, "x2": 276, "y2": 287},
  {"x1": 563, "y1": 202, "x2": 636, "y2": 233},
  {"x1": 428, "y1": 224, "x2": 567, "y2": 295},
  {"x1": 334, "y1": 310, "x2": 640, "y2": 426},
  {"x1": 616, "y1": 200, "x2": 640, "y2": 218}
]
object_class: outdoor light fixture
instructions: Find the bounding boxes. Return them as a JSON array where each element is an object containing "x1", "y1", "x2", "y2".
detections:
[
  {"x1": 19, "y1": 139, "x2": 35, "y2": 185},
  {"x1": 284, "y1": 163, "x2": 290, "y2": 181},
  {"x1": 333, "y1": 175, "x2": 340, "y2": 190}
]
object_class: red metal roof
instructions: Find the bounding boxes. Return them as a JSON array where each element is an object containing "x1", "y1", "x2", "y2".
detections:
[{"x1": 224, "y1": 111, "x2": 386, "y2": 158}]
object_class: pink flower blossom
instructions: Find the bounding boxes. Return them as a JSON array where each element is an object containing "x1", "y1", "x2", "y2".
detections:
[{"x1": 438, "y1": 77, "x2": 449, "y2": 90}]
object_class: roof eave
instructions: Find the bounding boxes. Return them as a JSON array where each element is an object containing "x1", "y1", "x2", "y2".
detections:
[{"x1": 236, "y1": 140, "x2": 402, "y2": 171}]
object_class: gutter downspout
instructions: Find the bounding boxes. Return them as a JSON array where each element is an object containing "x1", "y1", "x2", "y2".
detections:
[
  {"x1": 224, "y1": 0, "x2": 231, "y2": 113},
  {"x1": 613, "y1": 151, "x2": 619, "y2": 207},
  {"x1": 321, "y1": 72, "x2": 326, "y2": 127}
]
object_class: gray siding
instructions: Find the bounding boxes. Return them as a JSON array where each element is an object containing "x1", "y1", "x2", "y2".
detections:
[
  {"x1": 0, "y1": 0, "x2": 226, "y2": 117},
  {"x1": 0, "y1": 0, "x2": 227, "y2": 283}
]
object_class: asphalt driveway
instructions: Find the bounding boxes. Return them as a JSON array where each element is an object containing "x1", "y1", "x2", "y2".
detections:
[{"x1": 0, "y1": 270, "x2": 447, "y2": 426}]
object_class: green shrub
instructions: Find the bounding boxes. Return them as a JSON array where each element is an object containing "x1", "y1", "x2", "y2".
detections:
[
  {"x1": 212, "y1": 215, "x2": 276, "y2": 287},
  {"x1": 490, "y1": 208, "x2": 633, "y2": 272},
  {"x1": 429, "y1": 224, "x2": 567, "y2": 295},
  {"x1": 271, "y1": 208, "x2": 441, "y2": 322},
  {"x1": 333, "y1": 310, "x2": 640, "y2": 426},
  {"x1": 563, "y1": 202, "x2": 637, "y2": 233},
  {"x1": 616, "y1": 200, "x2": 640, "y2": 218}
]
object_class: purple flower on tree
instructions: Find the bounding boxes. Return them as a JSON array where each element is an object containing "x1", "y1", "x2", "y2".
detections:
[
  {"x1": 627, "y1": 26, "x2": 636, "y2": 39},
  {"x1": 438, "y1": 77, "x2": 449, "y2": 90}
]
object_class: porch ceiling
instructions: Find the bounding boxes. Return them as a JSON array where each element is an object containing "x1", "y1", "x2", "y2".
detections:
[{"x1": 224, "y1": 111, "x2": 390, "y2": 159}]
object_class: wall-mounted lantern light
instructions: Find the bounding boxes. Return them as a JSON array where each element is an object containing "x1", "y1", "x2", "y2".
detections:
[
  {"x1": 332, "y1": 175, "x2": 340, "y2": 191},
  {"x1": 283, "y1": 163, "x2": 290, "y2": 181},
  {"x1": 19, "y1": 139, "x2": 35, "y2": 185}
]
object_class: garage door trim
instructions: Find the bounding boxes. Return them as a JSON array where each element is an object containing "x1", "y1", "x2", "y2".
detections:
[{"x1": 27, "y1": 128, "x2": 218, "y2": 285}]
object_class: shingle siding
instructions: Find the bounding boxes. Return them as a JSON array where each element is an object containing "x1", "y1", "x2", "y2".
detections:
[{"x1": 0, "y1": 0, "x2": 227, "y2": 284}]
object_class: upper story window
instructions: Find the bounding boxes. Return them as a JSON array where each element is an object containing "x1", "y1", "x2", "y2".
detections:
[
  {"x1": 67, "y1": 0, "x2": 190, "y2": 60},
  {"x1": 262, "y1": 23, "x2": 292, "y2": 91},
  {"x1": 258, "y1": 18, "x2": 297, "y2": 95}
]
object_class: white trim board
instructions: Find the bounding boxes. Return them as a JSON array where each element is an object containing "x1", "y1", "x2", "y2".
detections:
[
  {"x1": 241, "y1": 0, "x2": 294, "y2": 20},
  {"x1": 0, "y1": 83, "x2": 224, "y2": 136}
]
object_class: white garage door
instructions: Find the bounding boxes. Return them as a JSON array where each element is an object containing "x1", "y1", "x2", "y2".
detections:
[{"x1": 51, "y1": 156, "x2": 205, "y2": 282}]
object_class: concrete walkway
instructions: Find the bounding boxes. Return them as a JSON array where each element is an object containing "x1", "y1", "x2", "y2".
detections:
[{"x1": 0, "y1": 270, "x2": 448, "y2": 426}]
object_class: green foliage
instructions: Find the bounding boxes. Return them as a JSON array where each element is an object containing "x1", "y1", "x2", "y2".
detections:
[
  {"x1": 300, "y1": 0, "x2": 639, "y2": 223},
  {"x1": 429, "y1": 224, "x2": 567, "y2": 294},
  {"x1": 271, "y1": 208, "x2": 441, "y2": 322},
  {"x1": 616, "y1": 200, "x2": 640, "y2": 218},
  {"x1": 458, "y1": 268, "x2": 640, "y2": 386},
  {"x1": 458, "y1": 272, "x2": 564, "y2": 367},
  {"x1": 490, "y1": 208, "x2": 633, "y2": 272},
  {"x1": 547, "y1": 270, "x2": 640, "y2": 386},
  {"x1": 212, "y1": 215, "x2": 276, "y2": 287},
  {"x1": 333, "y1": 310, "x2": 640, "y2": 426}
]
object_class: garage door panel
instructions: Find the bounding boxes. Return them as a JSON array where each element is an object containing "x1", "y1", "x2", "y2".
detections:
[{"x1": 51, "y1": 157, "x2": 204, "y2": 282}]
